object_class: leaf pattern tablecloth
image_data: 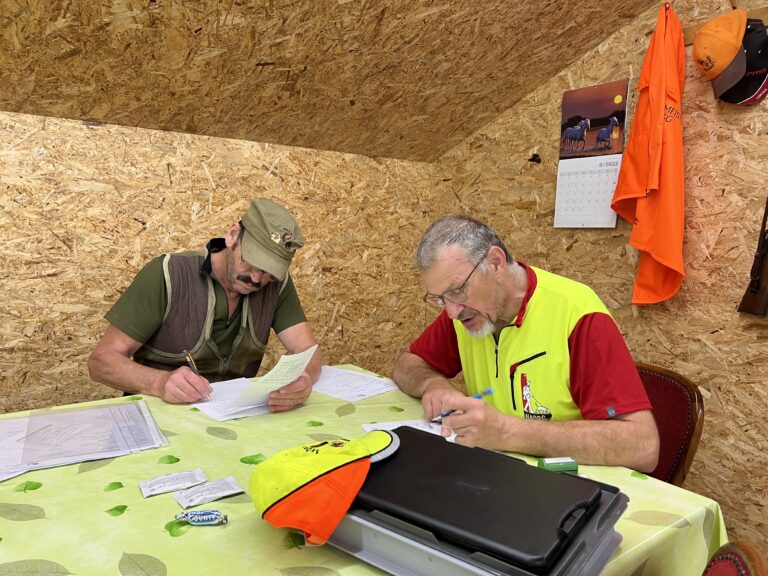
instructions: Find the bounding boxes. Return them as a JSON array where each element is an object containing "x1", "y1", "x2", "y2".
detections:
[{"x1": 0, "y1": 382, "x2": 726, "y2": 576}]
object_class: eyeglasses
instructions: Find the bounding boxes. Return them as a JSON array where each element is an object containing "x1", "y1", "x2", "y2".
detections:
[{"x1": 423, "y1": 252, "x2": 487, "y2": 308}]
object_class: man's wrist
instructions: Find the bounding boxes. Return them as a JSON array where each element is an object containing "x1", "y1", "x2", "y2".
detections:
[
  {"x1": 147, "y1": 369, "x2": 168, "y2": 399},
  {"x1": 423, "y1": 377, "x2": 454, "y2": 396}
]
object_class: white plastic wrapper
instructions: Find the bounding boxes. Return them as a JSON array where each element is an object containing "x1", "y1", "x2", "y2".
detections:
[
  {"x1": 139, "y1": 468, "x2": 208, "y2": 498},
  {"x1": 172, "y1": 476, "x2": 245, "y2": 509}
]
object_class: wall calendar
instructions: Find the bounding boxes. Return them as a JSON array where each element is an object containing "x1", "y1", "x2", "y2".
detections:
[{"x1": 554, "y1": 78, "x2": 629, "y2": 228}]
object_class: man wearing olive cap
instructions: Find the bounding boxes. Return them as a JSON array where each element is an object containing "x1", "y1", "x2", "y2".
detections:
[{"x1": 88, "y1": 199, "x2": 322, "y2": 409}]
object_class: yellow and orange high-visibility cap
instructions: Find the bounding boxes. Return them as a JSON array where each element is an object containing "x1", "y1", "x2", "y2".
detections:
[{"x1": 250, "y1": 430, "x2": 398, "y2": 545}]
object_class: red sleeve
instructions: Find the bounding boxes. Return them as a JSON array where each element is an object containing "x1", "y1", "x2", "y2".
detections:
[
  {"x1": 568, "y1": 313, "x2": 652, "y2": 420},
  {"x1": 408, "y1": 310, "x2": 462, "y2": 378}
]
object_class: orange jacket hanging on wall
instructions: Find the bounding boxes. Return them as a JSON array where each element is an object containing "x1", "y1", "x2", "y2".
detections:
[{"x1": 611, "y1": 3, "x2": 685, "y2": 305}]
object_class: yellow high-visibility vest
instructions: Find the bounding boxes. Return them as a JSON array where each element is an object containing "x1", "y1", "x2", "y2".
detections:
[{"x1": 455, "y1": 266, "x2": 611, "y2": 421}]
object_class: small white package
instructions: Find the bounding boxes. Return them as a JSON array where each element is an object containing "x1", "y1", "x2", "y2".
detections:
[
  {"x1": 139, "y1": 468, "x2": 208, "y2": 498},
  {"x1": 172, "y1": 476, "x2": 245, "y2": 509}
]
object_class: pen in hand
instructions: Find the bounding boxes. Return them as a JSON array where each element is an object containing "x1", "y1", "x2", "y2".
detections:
[
  {"x1": 432, "y1": 388, "x2": 494, "y2": 422},
  {"x1": 182, "y1": 349, "x2": 209, "y2": 401},
  {"x1": 182, "y1": 349, "x2": 201, "y2": 376}
]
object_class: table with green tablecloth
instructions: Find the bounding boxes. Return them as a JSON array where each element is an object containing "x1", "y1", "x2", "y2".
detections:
[{"x1": 0, "y1": 371, "x2": 727, "y2": 575}]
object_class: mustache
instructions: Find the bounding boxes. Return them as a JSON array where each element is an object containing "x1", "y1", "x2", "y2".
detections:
[
  {"x1": 458, "y1": 307, "x2": 494, "y2": 325},
  {"x1": 237, "y1": 275, "x2": 263, "y2": 290},
  {"x1": 458, "y1": 308, "x2": 479, "y2": 321}
]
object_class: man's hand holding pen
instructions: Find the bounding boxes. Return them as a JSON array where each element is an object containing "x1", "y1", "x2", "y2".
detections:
[
  {"x1": 155, "y1": 368, "x2": 212, "y2": 404},
  {"x1": 152, "y1": 350, "x2": 213, "y2": 404},
  {"x1": 420, "y1": 378, "x2": 466, "y2": 422},
  {"x1": 432, "y1": 388, "x2": 493, "y2": 422},
  {"x1": 436, "y1": 389, "x2": 512, "y2": 449}
]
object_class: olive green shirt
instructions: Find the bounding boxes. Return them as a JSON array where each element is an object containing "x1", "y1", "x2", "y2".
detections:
[{"x1": 106, "y1": 246, "x2": 306, "y2": 357}]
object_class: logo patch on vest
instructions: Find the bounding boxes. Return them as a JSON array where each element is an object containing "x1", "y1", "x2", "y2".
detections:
[{"x1": 521, "y1": 373, "x2": 552, "y2": 420}]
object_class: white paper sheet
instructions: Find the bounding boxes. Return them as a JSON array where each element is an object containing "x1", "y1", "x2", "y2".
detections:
[
  {"x1": 0, "y1": 469, "x2": 27, "y2": 482},
  {"x1": 231, "y1": 344, "x2": 318, "y2": 407},
  {"x1": 192, "y1": 378, "x2": 272, "y2": 422},
  {"x1": 192, "y1": 345, "x2": 318, "y2": 421},
  {"x1": 362, "y1": 419, "x2": 456, "y2": 442},
  {"x1": 312, "y1": 365, "x2": 399, "y2": 402}
]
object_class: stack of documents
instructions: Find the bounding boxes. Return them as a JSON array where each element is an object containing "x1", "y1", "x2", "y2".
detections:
[{"x1": 0, "y1": 400, "x2": 167, "y2": 482}]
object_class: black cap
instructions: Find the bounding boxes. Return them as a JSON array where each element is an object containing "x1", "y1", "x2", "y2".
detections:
[{"x1": 717, "y1": 19, "x2": 768, "y2": 105}]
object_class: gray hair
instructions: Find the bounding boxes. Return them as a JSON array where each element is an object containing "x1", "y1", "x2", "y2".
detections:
[{"x1": 415, "y1": 215, "x2": 513, "y2": 271}]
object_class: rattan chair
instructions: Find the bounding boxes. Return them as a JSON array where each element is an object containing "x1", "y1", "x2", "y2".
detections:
[
  {"x1": 703, "y1": 540, "x2": 768, "y2": 576},
  {"x1": 636, "y1": 363, "x2": 704, "y2": 486}
]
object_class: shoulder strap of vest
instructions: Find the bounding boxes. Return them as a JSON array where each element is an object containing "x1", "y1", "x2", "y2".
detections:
[{"x1": 160, "y1": 253, "x2": 173, "y2": 323}]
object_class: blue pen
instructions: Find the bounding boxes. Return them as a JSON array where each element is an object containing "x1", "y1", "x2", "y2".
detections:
[{"x1": 432, "y1": 388, "x2": 494, "y2": 421}]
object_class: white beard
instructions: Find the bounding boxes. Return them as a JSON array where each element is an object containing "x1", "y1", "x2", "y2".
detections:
[{"x1": 466, "y1": 317, "x2": 495, "y2": 339}]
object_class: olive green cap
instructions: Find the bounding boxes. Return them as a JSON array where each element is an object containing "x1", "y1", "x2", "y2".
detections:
[{"x1": 240, "y1": 199, "x2": 304, "y2": 281}]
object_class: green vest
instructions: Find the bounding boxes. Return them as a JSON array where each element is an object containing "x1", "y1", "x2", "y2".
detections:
[
  {"x1": 455, "y1": 266, "x2": 610, "y2": 421},
  {"x1": 132, "y1": 251, "x2": 284, "y2": 381}
]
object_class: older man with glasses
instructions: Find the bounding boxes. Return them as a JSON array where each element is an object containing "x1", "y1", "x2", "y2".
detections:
[
  {"x1": 89, "y1": 198, "x2": 322, "y2": 410},
  {"x1": 393, "y1": 215, "x2": 659, "y2": 472}
]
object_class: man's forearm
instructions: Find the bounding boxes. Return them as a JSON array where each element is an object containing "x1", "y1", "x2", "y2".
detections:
[
  {"x1": 305, "y1": 346, "x2": 324, "y2": 384},
  {"x1": 392, "y1": 352, "x2": 451, "y2": 398},
  {"x1": 88, "y1": 350, "x2": 164, "y2": 397},
  {"x1": 495, "y1": 412, "x2": 659, "y2": 472}
]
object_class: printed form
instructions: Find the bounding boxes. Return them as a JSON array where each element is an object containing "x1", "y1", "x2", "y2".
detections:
[{"x1": 312, "y1": 365, "x2": 399, "y2": 402}]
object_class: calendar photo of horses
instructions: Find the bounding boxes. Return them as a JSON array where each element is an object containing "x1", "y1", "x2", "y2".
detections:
[{"x1": 559, "y1": 78, "x2": 629, "y2": 159}]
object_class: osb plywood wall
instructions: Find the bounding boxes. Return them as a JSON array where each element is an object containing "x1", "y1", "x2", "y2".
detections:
[
  {"x1": 1, "y1": 0, "x2": 765, "y2": 554},
  {"x1": 0, "y1": 0, "x2": 655, "y2": 161},
  {"x1": 435, "y1": 0, "x2": 768, "y2": 550},
  {"x1": 0, "y1": 111, "x2": 450, "y2": 413}
]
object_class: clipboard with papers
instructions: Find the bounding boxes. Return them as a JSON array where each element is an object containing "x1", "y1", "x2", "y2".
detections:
[{"x1": 328, "y1": 426, "x2": 628, "y2": 576}]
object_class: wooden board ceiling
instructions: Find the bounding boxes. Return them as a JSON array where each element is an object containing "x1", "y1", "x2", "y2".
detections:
[{"x1": 0, "y1": 0, "x2": 656, "y2": 161}]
